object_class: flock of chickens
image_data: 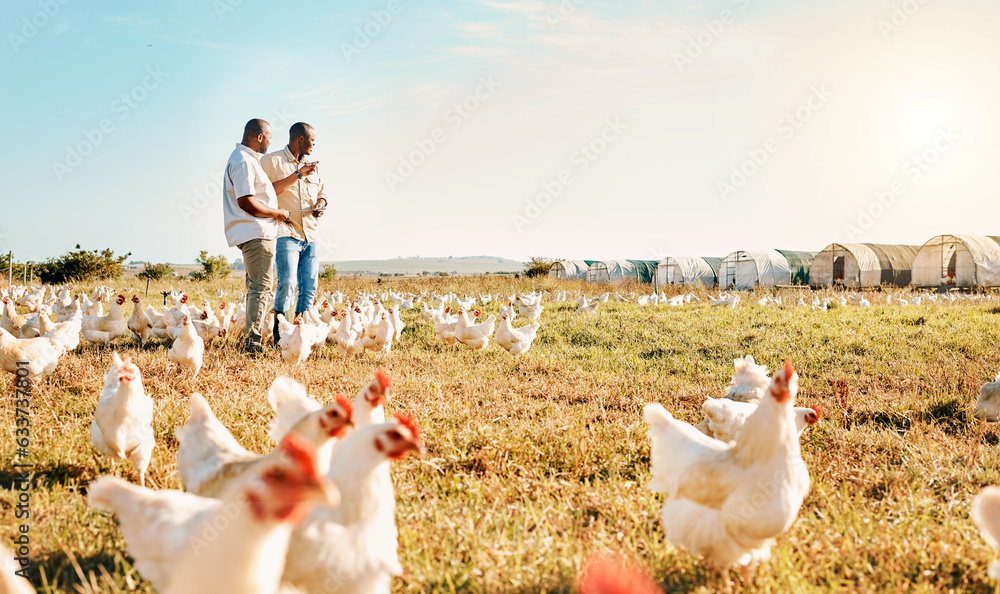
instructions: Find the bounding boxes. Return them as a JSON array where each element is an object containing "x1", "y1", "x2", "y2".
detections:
[
  {"x1": 6, "y1": 281, "x2": 1000, "y2": 593},
  {"x1": 0, "y1": 285, "x2": 561, "y2": 379}
]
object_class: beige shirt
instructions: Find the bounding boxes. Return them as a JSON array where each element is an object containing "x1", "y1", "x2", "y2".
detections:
[{"x1": 260, "y1": 146, "x2": 328, "y2": 242}]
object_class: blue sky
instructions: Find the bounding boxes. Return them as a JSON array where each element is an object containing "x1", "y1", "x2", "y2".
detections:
[{"x1": 2, "y1": 0, "x2": 999, "y2": 264}]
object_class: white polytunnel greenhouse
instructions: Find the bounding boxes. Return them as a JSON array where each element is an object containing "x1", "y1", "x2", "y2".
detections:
[
  {"x1": 655, "y1": 257, "x2": 722, "y2": 288},
  {"x1": 718, "y1": 250, "x2": 790, "y2": 289},
  {"x1": 717, "y1": 250, "x2": 817, "y2": 289},
  {"x1": 911, "y1": 234, "x2": 1000, "y2": 287},
  {"x1": 809, "y1": 243, "x2": 920, "y2": 288},
  {"x1": 585, "y1": 260, "x2": 659, "y2": 284},
  {"x1": 547, "y1": 260, "x2": 594, "y2": 280}
]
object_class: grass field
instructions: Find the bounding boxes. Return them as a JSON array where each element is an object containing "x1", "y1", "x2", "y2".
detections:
[{"x1": 3, "y1": 277, "x2": 1000, "y2": 593}]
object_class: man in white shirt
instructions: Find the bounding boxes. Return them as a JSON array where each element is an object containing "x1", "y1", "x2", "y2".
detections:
[
  {"x1": 223, "y1": 118, "x2": 315, "y2": 353},
  {"x1": 261, "y1": 122, "x2": 328, "y2": 344}
]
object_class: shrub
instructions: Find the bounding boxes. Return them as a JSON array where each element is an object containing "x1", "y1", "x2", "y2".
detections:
[
  {"x1": 190, "y1": 251, "x2": 232, "y2": 281},
  {"x1": 36, "y1": 245, "x2": 129, "y2": 283},
  {"x1": 138, "y1": 263, "x2": 174, "y2": 281},
  {"x1": 320, "y1": 263, "x2": 337, "y2": 280},
  {"x1": 524, "y1": 257, "x2": 557, "y2": 278}
]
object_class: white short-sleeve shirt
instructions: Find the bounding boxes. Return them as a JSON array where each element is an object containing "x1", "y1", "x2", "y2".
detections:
[{"x1": 222, "y1": 143, "x2": 279, "y2": 247}]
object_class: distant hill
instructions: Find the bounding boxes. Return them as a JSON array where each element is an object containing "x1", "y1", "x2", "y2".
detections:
[{"x1": 325, "y1": 256, "x2": 523, "y2": 276}]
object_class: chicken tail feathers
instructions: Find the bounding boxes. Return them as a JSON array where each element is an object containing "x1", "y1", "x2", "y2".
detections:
[
  {"x1": 88, "y1": 475, "x2": 139, "y2": 513},
  {"x1": 267, "y1": 376, "x2": 320, "y2": 444},
  {"x1": 643, "y1": 403, "x2": 673, "y2": 428}
]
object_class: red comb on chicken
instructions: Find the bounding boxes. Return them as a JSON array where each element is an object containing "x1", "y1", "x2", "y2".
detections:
[
  {"x1": 393, "y1": 413, "x2": 420, "y2": 442},
  {"x1": 118, "y1": 356, "x2": 139, "y2": 383},
  {"x1": 374, "y1": 368, "x2": 392, "y2": 394},
  {"x1": 770, "y1": 360, "x2": 795, "y2": 403},
  {"x1": 806, "y1": 405, "x2": 822, "y2": 425},
  {"x1": 335, "y1": 393, "x2": 354, "y2": 422},
  {"x1": 278, "y1": 431, "x2": 320, "y2": 480}
]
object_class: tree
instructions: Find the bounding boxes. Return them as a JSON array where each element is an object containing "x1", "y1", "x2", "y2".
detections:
[
  {"x1": 138, "y1": 263, "x2": 174, "y2": 281},
  {"x1": 190, "y1": 251, "x2": 232, "y2": 281},
  {"x1": 36, "y1": 245, "x2": 129, "y2": 283},
  {"x1": 523, "y1": 257, "x2": 557, "y2": 278},
  {"x1": 319, "y1": 263, "x2": 337, "y2": 280}
]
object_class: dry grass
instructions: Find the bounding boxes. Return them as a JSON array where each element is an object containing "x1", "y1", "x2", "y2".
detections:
[{"x1": 3, "y1": 277, "x2": 1000, "y2": 593}]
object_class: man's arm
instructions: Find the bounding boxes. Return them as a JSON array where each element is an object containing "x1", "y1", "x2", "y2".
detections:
[
  {"x1": 312, "y1": 177, "x2": 328, "y2": 218},
  {"x1": 237, "y1": 195, "x2": 289, "y2": 222},
  {"x1": 272, "y1": 162, "x2": 319, "y2": 195}
]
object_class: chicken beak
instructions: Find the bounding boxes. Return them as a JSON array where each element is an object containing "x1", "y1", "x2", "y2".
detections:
[{"x1": 407, "y1": 440, "x2": 427, "y2": 456}]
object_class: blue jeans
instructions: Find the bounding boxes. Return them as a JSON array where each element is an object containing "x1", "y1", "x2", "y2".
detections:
[{"x1": 274, "y1": 237, "x2": 319, "y2": 331}]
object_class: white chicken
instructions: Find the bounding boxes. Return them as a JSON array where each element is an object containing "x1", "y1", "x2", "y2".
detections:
[
  {"x1": 0, "y1": 327, "x2": 63, "y2": 379},
  {"x1": 643, "y1": 361, "x2": 810, "y2": 567},
  {"x1": 454, "y1": 308, "x2": 495, "y2": 351},
  {"x1": 55, "y1": 294, "x2": 82, "y2": 323},
  {"x1": 433, "y1": 307, "x2": 459, "y2": 345},
  {"x1": 515, "y1": 295, "x2": 543, "y2": 322},
  {"x1": 334, "y1": 309, "x2": 362, "y2": 357},
  {"x1": 128, "y1": 295, "x2": 155, "y2": 345},
  {"x1": 577, "y1": 299, "x2": 600, "y2": 314},
  {"x1": 45, "y1": 310, "x2": 82, "y2": 353},
  {"x1": 724, "y1": 355, "x2": 771, "y2": 403},
  {"x1": 972, "y1": 486, "x2": 1000, "y2": 579},
  {"x1": 175, "y1": 392, "x2": 255, "y2": 496},
  {"x1": 91, "y1": 353, "x2": 155, "y2": 486},
  {"x1": 172, "y1": 319, "x2": 226, "y2": 345},
  {"x1": 0, "y1": 543, "x2": 34, "y2": 594},
  {"x1": 698, "y1": 397, "x2": 821, "y2": 443},
  {"x1": 279, "y1": 314, "x2": 315, "y2": 366},
  {"x1": 494, "y1": 313, "x2": 540, "y2": 355},
  {"x1": 362, "y1": 310, "x2": 394, "y2": 356},
  {"x1": 168, "y1": 314, "x2": 205, "y2": 377},
  {"x1": 388, "y1": 306, "x2": 404, "y2": 341},
  {"x1": 2, "y1": 296, "x2": 29, "y2": 335},
  {"x1": 177, "y1": 384, "x2": 353, "y2": 498},
  {"x1": 89, "y1": 433, "x2": 336, "y2": 594},
  {"x1": 281, "y1": 415, "x2": 424, "y2": 594},
  {"x1": 17, "y1": 307, "x2": 56, "y2": 339},
  {"x1": 82, "y1": 294, "x2": 128, "y2": 342}
]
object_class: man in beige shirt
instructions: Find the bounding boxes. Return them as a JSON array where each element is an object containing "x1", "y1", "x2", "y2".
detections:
[
  {"x1": 224, "y1": 118, "x2": 315, "y2": 353},
  {"x1": 260, "y1": 122, "x2": 329, "y2": 344}
]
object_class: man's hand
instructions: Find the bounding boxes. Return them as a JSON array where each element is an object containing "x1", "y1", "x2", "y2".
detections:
[
  {"x1": 298, "y1": 161, "x2": 319, "y2": 177},
  {"x1": 312, "y1": 198, "x2": 327, "y2": 218},
  {"x1": 272, "y1": 208, "x2": 290, "y2": 223}
]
